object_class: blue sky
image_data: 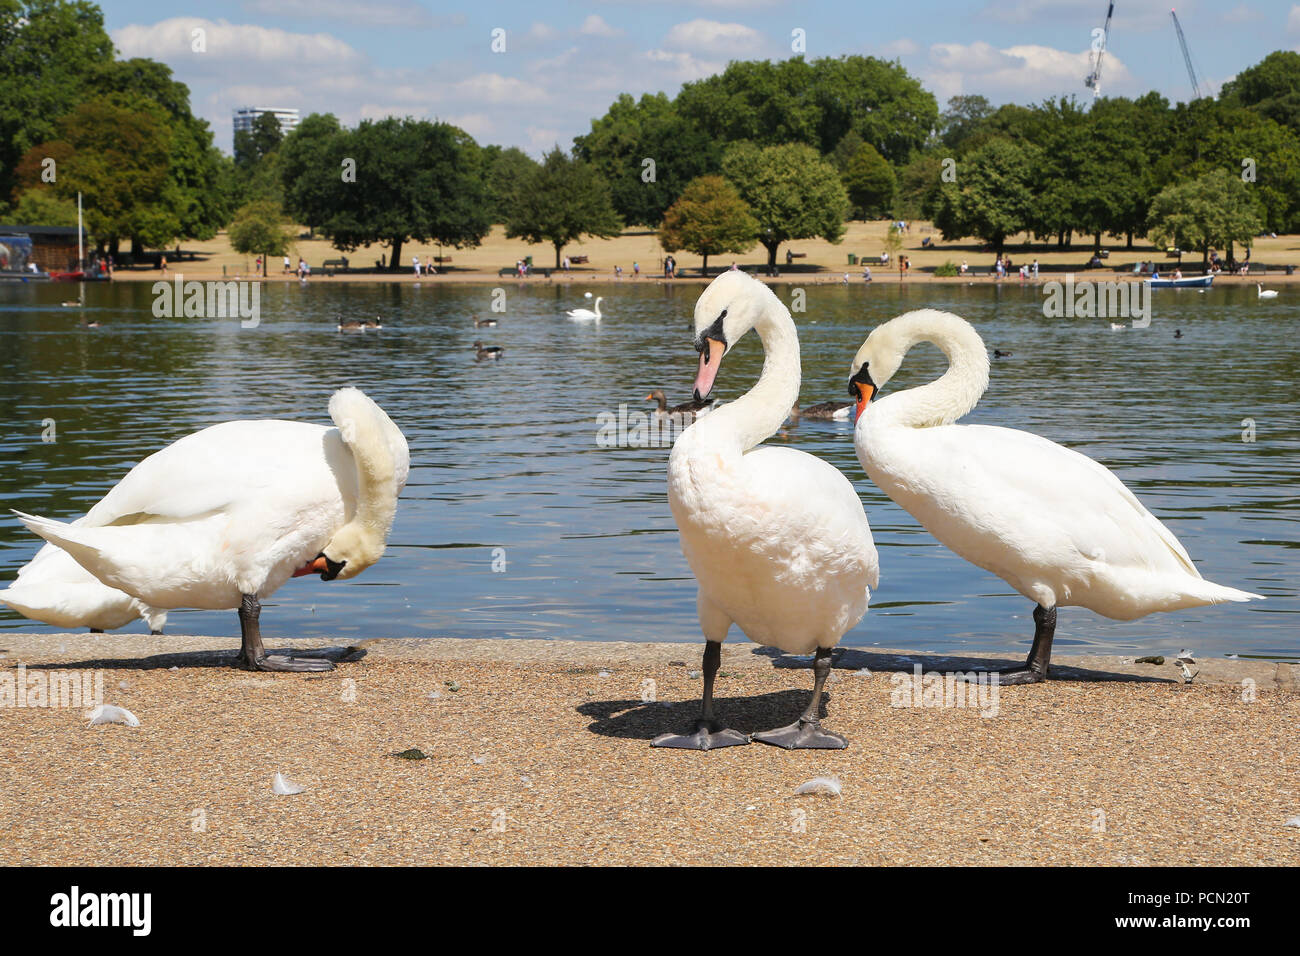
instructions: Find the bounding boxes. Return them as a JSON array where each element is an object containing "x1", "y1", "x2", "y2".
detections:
[{"x1": 101, "y1": 0, "x2": 1298, "y2": 155}]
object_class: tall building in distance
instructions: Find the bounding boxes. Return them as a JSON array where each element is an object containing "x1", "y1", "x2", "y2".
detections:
[{"x1": 232, "y1": 106, "x2": 301, "y2": 139}]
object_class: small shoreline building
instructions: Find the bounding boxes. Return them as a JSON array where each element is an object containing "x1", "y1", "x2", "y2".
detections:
[{"x1": 0, "y1": 224, "x2": 88, "y2": 278}]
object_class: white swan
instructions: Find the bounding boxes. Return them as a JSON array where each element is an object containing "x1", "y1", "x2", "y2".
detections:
[
  {"x1": 849, "y1": 309, "x2": 1263, "y2": 682},
  {"x1": 658, "y1": 271, "x2": 878, "y2": 750},
  {"x1": 1, "y1": 543, "x2": 167, "y2": 633},
  {"x1": 1257, "y1": 284, "x2": 1278, "y2": 299},
  {"x1": 566, "y1": 296, "x2": 603, "y2": 321},
  {"x1": 13, "y1": 387, "x2": 409, "y2": 671}
]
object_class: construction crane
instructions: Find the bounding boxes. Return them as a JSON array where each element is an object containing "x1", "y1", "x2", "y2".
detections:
[
  {"x1": 1084, "y1": 1, "x2": 1115, "y2": 97},
  {"x1": 1170, "y1": 8, "x2": 1204, "y2": 100}
]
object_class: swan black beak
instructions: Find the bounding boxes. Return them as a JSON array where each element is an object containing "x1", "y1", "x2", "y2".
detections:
[
  {"x1": 849, "y1": 367, "x2": 877, "y2": 419},
  {"x1": 293, "y1": 553, "x2": 346, "y2": 581}
]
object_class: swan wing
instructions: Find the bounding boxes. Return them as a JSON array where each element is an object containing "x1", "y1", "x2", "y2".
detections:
[{"x1": 864, "y1": 422, "x2": 1205, "y2": 606}]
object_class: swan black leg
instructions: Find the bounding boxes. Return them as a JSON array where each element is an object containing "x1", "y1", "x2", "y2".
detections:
[
  {"x1": 651, "y1": 640, "x2": 749, "y2": 750},
  {"x1": 752, "y1": 647, "x2": 848, "y2": 749},
  {"x1": 966, "y1": 604, "x2": 1055, "y2": 685},
  {"x1": 234, "y1": 593, "x2": 333, "y2": 672}
]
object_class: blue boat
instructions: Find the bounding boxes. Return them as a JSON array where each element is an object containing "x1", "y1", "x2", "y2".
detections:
[{"x1": 1146, "y1": 274, "x2": 1213, "y2": 289}]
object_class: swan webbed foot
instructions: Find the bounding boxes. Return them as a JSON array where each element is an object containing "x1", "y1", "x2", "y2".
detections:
[
  {"x1": 237, "y1": 653, "x2": 335, "y2": 673},
  {"x1": 651, "y1": 719, "x2": 749, "y2": 751},
  {"x1": 752, "y1": 717, "x2": 847, "y2": 750},
  {"x1": 957, "y1": 665, "x2": 1047, "y2": 685}
]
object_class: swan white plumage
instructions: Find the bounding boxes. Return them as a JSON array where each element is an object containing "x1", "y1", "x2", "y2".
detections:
[
  {"x1": 849, "y1": 309, "x2": 1263, "y2": 682},
  {"x1": 13, "y1": 387, "x2": 409, "y2": 671},
  {"x1": 658, "y1": 271, "x2": 878, "y2": 750},
  {"x1": 565, "y1": 296, "x2": 603, "y2": 321},
  {"x1": 1, "y1": 543, "x2": 167, "y2": 633},
  {"x1": 1257, "y1": 284, "x2": 1278, "y2": 299}
]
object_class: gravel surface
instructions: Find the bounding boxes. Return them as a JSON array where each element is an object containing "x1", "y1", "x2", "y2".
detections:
[{"x1": 1, "y1": 635, "x2": 1296, "y2": 865}]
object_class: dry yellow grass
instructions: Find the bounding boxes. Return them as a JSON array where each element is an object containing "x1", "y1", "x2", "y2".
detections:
[{"x1": 135, "y1": 221, "x2": 1300, "y2": 284}]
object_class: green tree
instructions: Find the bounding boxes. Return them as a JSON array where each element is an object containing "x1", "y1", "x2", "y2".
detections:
[
  {"x1": 842, "y1": 142, "x2": 895, "y2": 219},
  {"x1": 482, "y1": 145, "x2": 539, "y2": 224},
  {"x1": 574, "y1": 91, "x2": 720, "y2": 226},
  {"x1": 234, "y1": 111, "x2": 285, "y2": 169},
  {"x1": 8, "y1": 187, "x2": 77, "y2": 225},
  {"x1": 939, "y1": 94, "x2": 995, "y2": 150},
  {"x1": 932, "y1": 137, "x2": 1041, "y2": 252},
  {"x1": 722, "y1": 141, "x2": 848, "y2": 274},
  {"x1": 228, "y1": 199, "x2": 290, "y2": 277},
  {"x1": 279, "y1": 112, "x2": 344, "y2": 233},
  {"x1": 280, "y1": 116, "x2": 493, "y2": 272},
  {"x1": 0, "y1": 0, "x2": 114, "y2": 203},
  {"x1": 87, "y1": 58, "x2": 228, "y2": 241},
  {"x1": 1219, "y1": 50, "x2": 1300, "y2": 137},
  {"x1": 895, "y1": 153, "x2": 944, "y2": 221},
  {"x1": 1147, "y1": 168, "x2": 1265, "y2": 269},
  {"x1": 658, "y1": 175, "x2": 757, "y2": 275},
  {"x1": 504, "y1": 148, "x2": 622, "y2": 269},
  {"x1": 18, "y1": 97, "x2": 180, "y2": 255}
]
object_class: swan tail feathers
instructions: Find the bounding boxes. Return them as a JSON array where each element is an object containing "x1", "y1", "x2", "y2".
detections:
[
  {"x1": 1197, "y1": 582, "x2": 1264, "y2": 604},
  {"x1": 11, "y1": 511, "x2": 111, "y2": 580}
]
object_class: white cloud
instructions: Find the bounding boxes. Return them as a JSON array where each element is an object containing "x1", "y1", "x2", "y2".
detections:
[
  {"x1": 644, "y1": 49, "x2": 725, "y2": 85},
  {"x1": 579, "y1": 15, "x2": 622, "y2": 37},
  {"x1": 1289, "y1": 4, "x2": 1300, "y2": 32},
  {"x1": 924, "y1": 41, "x2": 1134, "y2": 102},
  {"x1": 113, "y1": 18, "x2": 362, "y2": 68},
  {"x1": 663, "y1": 19, "x2": 764, "y2": 55},
  {"x1": 450, "y1": 73, "x2": 549, "y2": 106},
  {"x1": 239, "y1": 0, "x2": 452, "y2": 28}
]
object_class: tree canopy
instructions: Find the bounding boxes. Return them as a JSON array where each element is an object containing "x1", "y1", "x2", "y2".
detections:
[
  {"x1": 721, "y1": 141, "x2": 847, "y2": 272},
  {"x1": 1147, "y1": 168, "x2": 1265, "y2": 267},
  {"x1": 658, "y1": 175, "x2": 757, "y2": 274},
  {"x1": 503, "y1": 148, "x2": 623, "y2": 269},
  {"x1": 280, "y1": 115, "x2": 493, "y2": 271}
]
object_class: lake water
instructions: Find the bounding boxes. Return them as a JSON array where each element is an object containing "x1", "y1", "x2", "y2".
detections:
[{"x1": 1, "y1": 277, "x2": 1296, "y2": 660}]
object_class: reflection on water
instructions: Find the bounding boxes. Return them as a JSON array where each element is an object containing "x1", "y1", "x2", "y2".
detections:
[{"x1": 1, "y1": 278, "x2": 1296, "y2": 659}]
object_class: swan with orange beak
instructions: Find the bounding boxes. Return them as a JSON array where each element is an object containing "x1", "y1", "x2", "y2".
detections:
[
  {"x1": 14, "y1": 387, "x2": 409, "y2": 672},
  {"x1": 659, "y1": 272, "x2": 879, "y2": 750}
]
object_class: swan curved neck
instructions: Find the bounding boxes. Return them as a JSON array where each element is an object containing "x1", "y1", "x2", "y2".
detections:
[
  {"x1": 876, "y1": 318, "x2": 989, "y2": 428},
  {"x1": 695, "y1": 295, "x2": 800, "y2": 451}
]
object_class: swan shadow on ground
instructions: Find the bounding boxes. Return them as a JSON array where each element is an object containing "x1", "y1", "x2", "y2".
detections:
[
  {"x1": 578, "y1": 689, "x2": 831, "y2": 741},
  {"x1": 752, "y1": 645, "x2": 1171, "y2": 683},
  {"x1": 15, "y1": 644, "x2": 366, "y2": 671}
]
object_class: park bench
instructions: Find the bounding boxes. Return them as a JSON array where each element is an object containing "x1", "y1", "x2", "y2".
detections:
[
  {"x1": 433, "y1": 256, "x2": 453, "y2": 264},
  {"x1": 323, "y1": 257, "x2": 349, "y2": 276},
  {"x1": 784, "y1": 250, "x2": 807, "y2": 263},
  {"x1": 568, "y1": 255, "x2": 589, "y2": 264}
]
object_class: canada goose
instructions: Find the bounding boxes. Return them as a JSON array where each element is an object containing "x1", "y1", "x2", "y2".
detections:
[
  {"x1": 789, "y1": 399, "x2": 852, "y2": 421},
  {"x1": 645, "y1": 389, "x2": 713, "y2": 420}
]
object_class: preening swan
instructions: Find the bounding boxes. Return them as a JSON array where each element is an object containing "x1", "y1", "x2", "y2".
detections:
[
  {"x1": 849, "y1": 309, "x2": 1262, "y2": 683},
  {"x1": 566, "y1": 297, "x2": 603, "y2": 321},
  {"x1": 659, "y1": 271, "x2": 879, "y2": 750},
  {"x1": 1, "y1": 543, "x2": 167, "y2": 633},
  {"x1": 13, "y1": 387, "x2": 409, "y2": 671},
  {"x1": 1257, "y1": 284, "x2": 1278, "y2": 299}
]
